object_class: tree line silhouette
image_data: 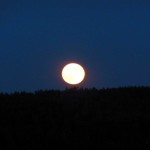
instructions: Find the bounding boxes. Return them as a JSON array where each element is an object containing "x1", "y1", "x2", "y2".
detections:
[{"x1": 0, "y1": 87, "x2": 150, "y2": 149}]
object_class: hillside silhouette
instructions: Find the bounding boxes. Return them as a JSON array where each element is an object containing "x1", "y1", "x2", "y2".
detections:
[{"x1": 0, "y1": 87, "x2": 150, "y2": 149}]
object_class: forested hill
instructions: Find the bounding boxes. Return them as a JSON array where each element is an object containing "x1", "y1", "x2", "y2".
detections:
[{"x1": 0, "y1": 87, "x2": 150, "y2": 149}]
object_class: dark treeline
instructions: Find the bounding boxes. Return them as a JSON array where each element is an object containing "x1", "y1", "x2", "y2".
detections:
[{"x1": 0, "y1": 87, "x2": 150, "y2": 149}]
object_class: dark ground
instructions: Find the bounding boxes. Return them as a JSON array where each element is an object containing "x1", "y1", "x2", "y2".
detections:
[{"x1": 0, "y1": 87, "x2": 150, "y2": 149}]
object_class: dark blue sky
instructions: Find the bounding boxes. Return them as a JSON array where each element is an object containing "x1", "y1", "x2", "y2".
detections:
[{"x1": 0, "y1": 0, "x2": 150, "y2": 92}]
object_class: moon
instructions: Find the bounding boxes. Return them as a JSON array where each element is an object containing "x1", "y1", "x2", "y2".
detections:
[{"x1": 62, "y1": 63, "x2": 85, "y2": 85}]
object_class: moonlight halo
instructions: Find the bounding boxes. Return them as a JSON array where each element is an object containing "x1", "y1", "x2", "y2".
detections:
[{"x1": 62, "y1": 63, "x2": 85, "y2": 85}]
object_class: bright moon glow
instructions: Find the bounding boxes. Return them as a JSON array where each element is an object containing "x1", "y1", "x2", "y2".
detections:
[{"x1": 62, "y1": 63, "x2": 85, "y2": 85}]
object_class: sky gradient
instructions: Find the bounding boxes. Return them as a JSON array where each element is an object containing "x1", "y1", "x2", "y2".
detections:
[{"x1": 0, "y1": 0, "x2": 150, "y2": 92}]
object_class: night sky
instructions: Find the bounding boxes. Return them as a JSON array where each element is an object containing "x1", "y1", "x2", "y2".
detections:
[{"x1": 0, "y1": 0, "x2": 150, "y2": 92}]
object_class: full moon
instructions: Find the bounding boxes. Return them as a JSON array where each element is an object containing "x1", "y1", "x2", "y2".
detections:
[{"x1": 62, "y1": 63, "x2": 85, "y2": 85}]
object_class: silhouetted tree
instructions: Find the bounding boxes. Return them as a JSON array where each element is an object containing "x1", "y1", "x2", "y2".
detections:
[{"x1": 0, "y1": 87, "x2": 150, "y2": 149}]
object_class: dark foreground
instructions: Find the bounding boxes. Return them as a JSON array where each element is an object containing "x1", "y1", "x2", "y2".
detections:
[{"x1": 0, "y1": 87, "x2": 150, "y2": 149}]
